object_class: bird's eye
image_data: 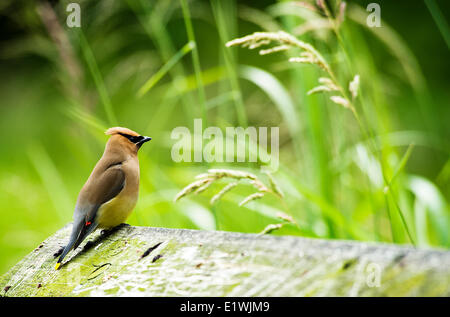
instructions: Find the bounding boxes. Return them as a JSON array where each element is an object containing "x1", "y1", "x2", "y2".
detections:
[
  {"x1": 130, "y1": 136, "x2": 144, "y2": 143},
  {"x1": 119, "y1": 133, "x2": 143, "y2": 144}
]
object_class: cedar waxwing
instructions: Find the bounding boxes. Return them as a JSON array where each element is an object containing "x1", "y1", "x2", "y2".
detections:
[{"x1": 55, "y1": 127, "x2": 151, "y2": 270}]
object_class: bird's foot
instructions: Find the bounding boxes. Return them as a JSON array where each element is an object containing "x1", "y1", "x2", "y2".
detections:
[{"x1": 53, "y1": 246, "x2": 64, "y2": 258}]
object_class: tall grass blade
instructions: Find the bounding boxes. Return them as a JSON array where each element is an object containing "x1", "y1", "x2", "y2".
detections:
[
  {"x1": 390, "y1": 193, "x2": 416, "y2": 245},
  {"x1": 63, "y1": 104, "x2": 108, "y2": 134},
  {"x1": 238, "y1": 65, "x2": 300, "y2": 138},
  {"x1": 180, "y1": 0, "x2": 208, "y2": 122},
  {"x1": 385, "y1": 144, "x2": 415, "y2": 191},
  {"x1": 137, "y1": 41, "x2": 195, "y2": 97},
  {"x1": 211, "y1": 0, "x2": 248, "y2": 126},
  {"x1": 27, "y1": 144, "x2": 73, "y2": 222},
  {"x1": 78, "y1": 31, "x2": 117, "y2": 126},
  {"x1": 424, "y1": 0, "x2": 450, "y2": 49},
  {"x1": 408, "y1": 175, "x2": 449, "y2": 247},
  {"x1": 129, "y1": 0, "x2": 196, "y2": 123}
]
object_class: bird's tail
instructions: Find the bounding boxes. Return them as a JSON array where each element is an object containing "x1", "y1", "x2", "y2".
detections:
[{"x1": 55, "y1": 217, "x2": 85, "y2": 270}]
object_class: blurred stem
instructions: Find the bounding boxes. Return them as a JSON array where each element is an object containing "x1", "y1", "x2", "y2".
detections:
[
  {"x1": 210, "y1": 0, "x2": 248, "y2": 126},
  {"x1": 211, "y1": 204, "x2": 219, "y2": 231},
  {"x1": 129, "y1": 0, "x2": 195, "y2": 125},
  {"x1": 390, "y1": 189, "x2": 416, "y2": 245},
  {"x1": 425, "y1": 0, "x2": 450, "y2": 49},
  {"x1": 36, "y1": 1, "x2": 83, "y2": 105},
  {"x1": 137, "y1": 41, "x2": 195, "y2": 97},
  {"x1": 28, "y1": 144, "x2": 73, "y2": 223},
  {"x1": 78, "y1": 30, "x2": 117, "y2": 126},
  {"x1": 385, "y1": 144, "x2": 415, "y2": 190},
  {"x1": 383, "y1": 144, "x2": 416, "y2": 245},
  {"x1": 334, "y1": 43, "x2": 415, "y2": 245},
  {"x1": 384, "y1": 195, "x2": 397, "y2": 243},
  {"x1": 180, "y1": 0, "x2": 208, "y2": 124},
  {"x1": 322, "y1": 8, "x2": 416, "y2": 244},
  {"x1": 278, "y1": 14, "x2": 337, "y2": 238}
]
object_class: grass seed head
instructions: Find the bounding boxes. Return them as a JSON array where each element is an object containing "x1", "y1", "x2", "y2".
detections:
[
  {"x1": 276, "y1": 212, "x2": 294, "y2": 223},
  {"x1": 330, "y1": 95, "x2": 350, "y2": 109},
  {"x1": 349, "y1": 74, "x2": 360, "y2": 99},
  {"x1": 174, "y1": 177, "x2": 214, "y2": 202},
  {"x1": 210, "y1": 181, "x2": 239, "y2": 205},
  {"x1": 259, "y1": 223, "x2": 283, "y2": 235},
  {"x1": 239, "y1": 192, "x2": 265, "y2": 206}
]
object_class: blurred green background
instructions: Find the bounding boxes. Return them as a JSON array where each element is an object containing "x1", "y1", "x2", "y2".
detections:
[{"x1": 0, "y1": 0, "x2": 449, "y2": 274}]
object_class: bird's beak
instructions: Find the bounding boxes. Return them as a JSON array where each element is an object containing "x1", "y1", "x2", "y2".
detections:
[{"x1": 137, "y1": 136, "x2": 152, "y2": 147}]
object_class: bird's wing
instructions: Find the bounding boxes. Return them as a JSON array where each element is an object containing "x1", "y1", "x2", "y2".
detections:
[
  {"x1": 73, "y1": 165, "x2": 125, "y2": 249},
  {"x1": 86, "y1": 164, "x2": 125, "y2": 220},
  {"x1": 57, "y1": 165, "x2": 126, "y2": 267}
]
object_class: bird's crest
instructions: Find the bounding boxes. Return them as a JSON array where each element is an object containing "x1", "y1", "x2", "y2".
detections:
[{"x1": 105, "y1": 127, "x2": 140, "y2": 137}]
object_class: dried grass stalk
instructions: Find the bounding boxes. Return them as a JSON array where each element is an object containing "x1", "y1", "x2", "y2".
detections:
[
  {"x1": 307, "y1": 85, "x2": 335, "y2": 95},
  {"x1": 175, "y1": 168, "x2": 286, "y2": 209},
  {"x1": 227, "y1": 30, "x2": 359, "y2": 114},
  {"x1": 259, "y1": 223, "x2": 283, "y2": 235},
  {"x1": 239, "y1": 192, "x2": 265, "y2": 206},
  {"x1": 349, "y1": 74, "x2": 360, "y2": 99},
  {"x1": 319, "y1": 77, "x2": 339, "y2": 90},
  {"x1": 330, "y1": 95, "x2": 350, "y2": 109},
  {"x1": 259, "y1": 45, "x2": 290, "y2": 55},
  {"x1": 194, "y1": 178, "x2": 214, "y2": 194},
  {"x1": 276, "y1": 212, "x2": 294, "y2": 223},
  {"x1": 174, "y1": 178, "x2": 214, "y2": 202},
  {"x1": 201, "y1": 168, "x2": 258, "y2": 181},
  {"x1": 263, "y1": 170, "x2": 284, "y2": 198},
  {"x1": 226, "y1": 31, "x2": 330, "y2": 73},
  {"x1": 210, "y1": 181, "x2": 238, "y2": 205}
]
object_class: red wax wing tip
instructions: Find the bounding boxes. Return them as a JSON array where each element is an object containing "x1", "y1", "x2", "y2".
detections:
[{"x1": 85, "y1": 221, "x2": 92, "y2": 226}]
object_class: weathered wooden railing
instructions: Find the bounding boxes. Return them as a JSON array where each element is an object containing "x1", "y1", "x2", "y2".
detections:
[{"x1": 1, "y1": 224, "x2": 449, "y2": 296}]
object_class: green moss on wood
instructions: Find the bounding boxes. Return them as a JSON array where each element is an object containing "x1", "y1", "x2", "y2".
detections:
[{"x1": 1, "y1": 224, "x2": 449, "y2": 296}]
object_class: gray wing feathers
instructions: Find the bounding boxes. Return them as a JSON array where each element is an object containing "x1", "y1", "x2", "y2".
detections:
[
  {"x1": 57, "y1": 165, "x2": 126, "y2": 264},
  {"x1": 71, "y1": 167, "x2": 125, "y2": 252},
  {"x1": 88, "y1": 167, "x2": 125, "y2": 208},
  {"x1": 57, "y1": 210, "x2": 85, "y2": 263}
]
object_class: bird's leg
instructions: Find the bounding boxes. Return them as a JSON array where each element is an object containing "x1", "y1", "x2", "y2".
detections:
[
  {"x1": 82, "y1": 223, "x2": 128, "y2": 252},
  {"x1": 82, "y1": 240, "x2": 95, "y2": 251},
  {"x1": 53, "y1": 246, "x2": 65, "y2": 258},
  {"x1": 101, "y1": 223, "x2": 129, "y2": 237}
]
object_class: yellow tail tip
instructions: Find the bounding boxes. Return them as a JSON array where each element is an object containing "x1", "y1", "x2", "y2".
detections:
[{"x1": 55, "y1": 263, "x2": 61, "y2": 270}]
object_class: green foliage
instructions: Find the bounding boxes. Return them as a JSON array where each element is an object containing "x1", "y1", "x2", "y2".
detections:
[{"x1": 0, "y1": 0, "x2": 449, "y2": 274}]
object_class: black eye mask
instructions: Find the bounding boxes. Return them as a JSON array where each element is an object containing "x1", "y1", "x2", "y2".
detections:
[{"x1": 119, "y1": 133, "x2": 144, "y2": 144}]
